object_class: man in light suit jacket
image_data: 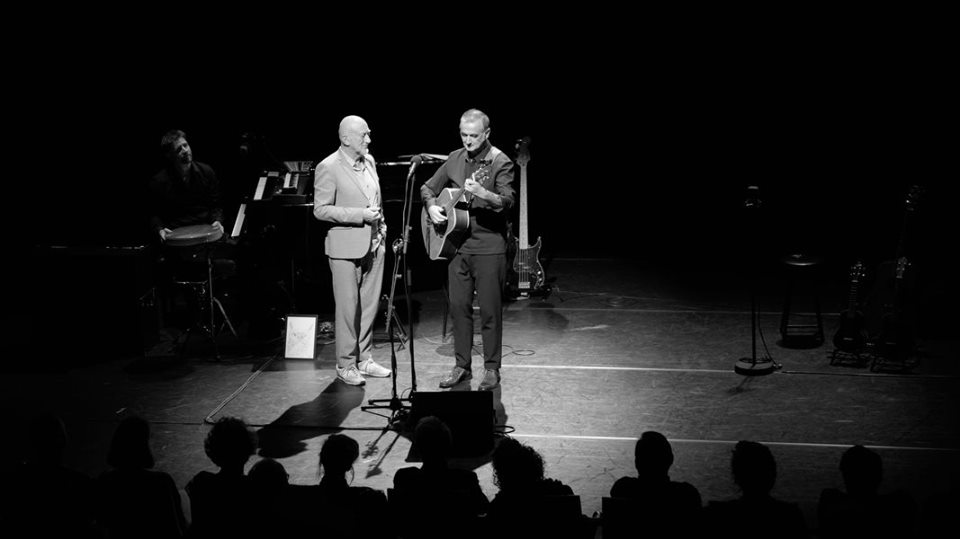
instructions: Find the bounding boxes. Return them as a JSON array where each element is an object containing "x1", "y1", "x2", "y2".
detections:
[{"x1": 313, "y1": 115, "x2": 391, "y2": 385}]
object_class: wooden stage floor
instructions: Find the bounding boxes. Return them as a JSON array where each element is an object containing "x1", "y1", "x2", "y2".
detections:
[{"x1": 5, "y1": 257, "x2": 958, "y2": 531}]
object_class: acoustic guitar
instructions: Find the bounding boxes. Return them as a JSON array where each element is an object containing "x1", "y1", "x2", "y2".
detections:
[
  {"x1": 832, "y1": 261, "x2": 867, "y2": 353},
  {"x1": 421, "y1": 165, "x2": 491, "y2": 260},
  {"x1": 509, "y1": 137, "x2": 545, "y2": 297}
]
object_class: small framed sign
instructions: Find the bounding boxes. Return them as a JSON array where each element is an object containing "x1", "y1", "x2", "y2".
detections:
[{"x1": 284, "y1": 315, "x2": 318, "y2": 359}]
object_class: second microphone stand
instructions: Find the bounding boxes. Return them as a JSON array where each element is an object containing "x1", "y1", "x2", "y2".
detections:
[
  {"x1": 361, "y1": 158, "x2": 421, "y2": 427},
  {"x1": 734, "y1": 185, "x2": 779, "y2": 376}
]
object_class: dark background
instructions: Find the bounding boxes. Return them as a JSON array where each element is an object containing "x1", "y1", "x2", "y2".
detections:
[{"x1": 13, "y1": 18, "x2": 955, "y2": 359}]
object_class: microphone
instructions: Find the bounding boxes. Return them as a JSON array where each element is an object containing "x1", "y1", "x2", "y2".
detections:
[{"x1": 406, "y1": 154, "x2": 423, "y2": 179}]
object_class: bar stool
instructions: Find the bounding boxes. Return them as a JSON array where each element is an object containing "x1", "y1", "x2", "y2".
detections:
[{"x1": 779, "y1": 253, "x2": 825, "y2": 348}]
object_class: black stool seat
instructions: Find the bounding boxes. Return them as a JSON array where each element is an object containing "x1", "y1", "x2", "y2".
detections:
[{"x1": 780, "y1": 253, "x2": 824, "y2": 348}]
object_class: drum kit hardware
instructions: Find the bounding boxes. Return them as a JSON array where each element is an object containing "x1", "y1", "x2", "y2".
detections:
[{"x1": 167, "y1": 224, "x2": 237, "y2": 359}]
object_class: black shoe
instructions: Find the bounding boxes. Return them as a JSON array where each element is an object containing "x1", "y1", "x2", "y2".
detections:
[
  {"x1": 439, "y1": 366, "x2": 471, "y2": 388},
  {"x1": 478, "y1": 369, "x2": 500, "y2": 391}
]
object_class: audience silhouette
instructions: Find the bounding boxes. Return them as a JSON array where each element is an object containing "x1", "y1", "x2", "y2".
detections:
[
  {"x1": 97, "y1": 415, "x2": 187, "y2": 538},
  {"x1": 2, "y1": 412, "x2": 99, "y2": 538},
  {"x1": 703, "y1": 440, "x2": 807, "y2": 538},
  {"x1": 278, "y1": 434, "x2": 388, "y2": 538},
  {"x1": 817, "y1": 444, "x2": 917, "y2": 538},
  {"x1": 247, "y1": 457, "x2": 288, "y2": 536},
  {"x1": 5, "y1": 409, "x2": 949, "y2": 539},
  {"x1": 185, "y1": 416, "x2": 257, "y2": 539},
  {"x1": 249, "y1": 457, "x2": 288, "y2": 490},
  {"x1": 392, "y1": 416, "x2": 489, "y2": 538},
  {"x1": 605, "y1": 431, "x2": 702, "y2": 536},
  {"x1": 487, "y1": 436, "x2": 590, "y2": 539}
]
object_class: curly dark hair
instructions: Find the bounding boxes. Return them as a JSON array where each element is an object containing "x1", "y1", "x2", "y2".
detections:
[
  {"x1": 203, "y1": 417, "x2": 256, "y2": 469},
  {"x1": 492, "y1": 437, "x2": 545, "y2": 491}
]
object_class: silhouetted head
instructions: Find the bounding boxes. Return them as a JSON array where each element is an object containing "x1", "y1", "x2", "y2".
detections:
[
  {"x1": 731, "y1": 441, "x2": 777, "y2": 496},
  {"x1": 840, "y1": 445, "x2": 882, "y2": 497},
  {"x1": 492, "y1": 437, "x2": 545, "y2": 491},
  {"x1": 203, "y1": 417, "x2": 256, "y2": 470},
  {"x1": 319, "y1": 434, "x2": 360, "y2": 478},
  {"x1": 107, "y1": 415, "x2": 154, "y2": 470},
  {"x1": 635, "y1": 431, "x2": 674, "y2": 477},
  {"x1": 249, "y1": 458, "x2": 288, "y2": 489},
  {"x1": 414, "y1": 416, "x2": 453, "y2": 464}
]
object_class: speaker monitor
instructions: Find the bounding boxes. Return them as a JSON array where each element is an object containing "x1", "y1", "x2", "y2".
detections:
[{"x1": 410, "y1": 391, "x2": 494, "y2": 457}]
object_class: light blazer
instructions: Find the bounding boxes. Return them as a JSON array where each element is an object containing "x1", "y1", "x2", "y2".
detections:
[{"x1": 313, "y1": 149, "x2": 386, "y2": 259}]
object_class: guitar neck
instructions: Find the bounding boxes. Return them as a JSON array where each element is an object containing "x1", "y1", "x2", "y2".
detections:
[
  {"x1": 847, "y1": 282, "x2": 859, "y2": 311},
  {"x1": 518, "y1": 163, "x2": 529, "y2": 248}
]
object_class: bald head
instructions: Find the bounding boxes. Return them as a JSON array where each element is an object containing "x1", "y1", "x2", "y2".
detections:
[{"x1": 339, "y1": 115, "x2": 371, "y2": 158}]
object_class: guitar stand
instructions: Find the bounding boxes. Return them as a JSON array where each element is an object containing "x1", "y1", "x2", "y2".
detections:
[
  {"x1": 829, "y1": 348, "x2": 869, "y2": 368},
  {"x1": 868, "y1": 343, "x2": 920, "y2": 373}
]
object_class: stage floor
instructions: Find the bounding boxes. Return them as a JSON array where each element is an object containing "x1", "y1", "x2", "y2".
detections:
[{"x1": 5, "y1": 257, "x2": 959, "y2": 531}]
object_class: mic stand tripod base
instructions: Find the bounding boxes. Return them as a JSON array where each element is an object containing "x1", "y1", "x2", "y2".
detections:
[
  {"x1": 361, "y1": 396, "x2": 413, "y2": 430},
  {"x1": 734, "y1": 357, "x2": 777, "y2": 376}
]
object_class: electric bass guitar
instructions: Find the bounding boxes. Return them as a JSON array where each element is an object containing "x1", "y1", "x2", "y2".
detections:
[
  {"x1": 421, "y1": 165, "x2": 491, "y2": 260},
  {"x1": 509, "y1": 137, "x2": 545, "y2": 297},
  {"x1": 865, "y1": 184, "x2": 923, "y2": 364},
  {"x1": 832, "y1": 261, "x2": 867, "y2": 353}
]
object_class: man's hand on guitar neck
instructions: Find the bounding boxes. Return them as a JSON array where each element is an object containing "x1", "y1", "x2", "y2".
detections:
[
  {"x1": 464, "y1": 177, "x2": 503, "y2": 208},
  {"x1": 427, "y1": 205, "x2": 447, "y2": 224}
]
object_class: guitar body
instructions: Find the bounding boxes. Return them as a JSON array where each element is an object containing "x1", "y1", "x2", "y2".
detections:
[
  {"x1": 833, "y1": 310, "x2": 868, "y2": 352},
  {"x1": 869, "y1": 257, "x2": 917, "y2": 362},
  {"x1": 421, "y1": 187, "x2": 471, "y2": 260},
  {"x1": 513, "y1": 237, "x2": 546, "y2": 295},
  {"x1": 832, "y1": 261, "x2": 867, "y2": 353}
]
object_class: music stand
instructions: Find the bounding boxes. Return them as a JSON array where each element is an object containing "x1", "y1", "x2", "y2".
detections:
[
  {"x1": 362, "y1": 157, "x2": 421, "y2": 427},
  {"x1": 734, "y1": 186, "x2": 779, "y2": 376}
]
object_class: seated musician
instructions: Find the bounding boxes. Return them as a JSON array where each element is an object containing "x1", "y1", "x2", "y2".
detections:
[
  {"x1": 148, "y1": 129, "x2": 224, "y2": 242},
  {"x1": 147, "y1": 130, "x2": 234, "y2": 324}
]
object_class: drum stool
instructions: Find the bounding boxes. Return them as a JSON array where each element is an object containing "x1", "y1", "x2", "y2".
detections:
[
  {"x1": 166, "y1": 225, "x2": 237, "y2": 359},
  {"x1": 779, "y1": 253, "x2": 825, "y2": 348}
]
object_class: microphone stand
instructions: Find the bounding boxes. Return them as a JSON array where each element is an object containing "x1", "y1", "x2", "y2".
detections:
[
  {"x1": 734, "y1": 186, "x2": 779, "y2": 376},
  {"x1": 362, "y1": 158, "x2": 421, "y2": 427}
]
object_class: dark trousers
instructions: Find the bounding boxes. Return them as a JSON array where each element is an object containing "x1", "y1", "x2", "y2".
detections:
[{"x1": 448, "y1": 252, "x2": 506, "y2": 371}]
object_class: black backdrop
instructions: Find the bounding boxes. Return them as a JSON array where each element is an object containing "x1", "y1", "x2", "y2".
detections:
[{"x1": 13, "y1": 22, "x2": 955, "y2": 360}]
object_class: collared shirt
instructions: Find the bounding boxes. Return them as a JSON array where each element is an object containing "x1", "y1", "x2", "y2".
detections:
[
  {"x1": 420, "y1": 141, "x2": 515, "y2": 255},
  {"x1": 340, "y1": 148, "x2": 383, "y2": 251}
]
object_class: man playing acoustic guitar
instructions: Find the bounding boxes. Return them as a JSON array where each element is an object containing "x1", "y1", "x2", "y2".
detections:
[{"x1": 421, "y1": 109, "x2": 516, "y2": 391}]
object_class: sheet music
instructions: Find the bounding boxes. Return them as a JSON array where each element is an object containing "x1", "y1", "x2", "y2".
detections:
[
  {"x1": 254, "y1": 177, "x2": 267, "y2": 200},
  {"x1": 231, "y1": 203, "x2": 246, "y2": 238},
  {"x1": 283, "y1": 172, "x2": 292, "y2": 189}
]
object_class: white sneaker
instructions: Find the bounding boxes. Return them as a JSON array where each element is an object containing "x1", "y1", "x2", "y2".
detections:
[
  {"x1": 336, "y1": 365, "x2": 366, "y2": 386},
  {"x1": 358, "y1": 358, "x2": 391, "y2": 378}
]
